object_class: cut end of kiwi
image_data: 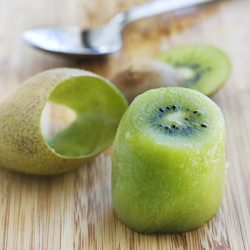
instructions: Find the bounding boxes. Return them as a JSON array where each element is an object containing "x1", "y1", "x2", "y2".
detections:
[
  {"x1": 128, "y1": 87, "x2": 224, "y2": 147},
  {"x1": 156, "y1": 45, "x2": 232, "y2": 96}
]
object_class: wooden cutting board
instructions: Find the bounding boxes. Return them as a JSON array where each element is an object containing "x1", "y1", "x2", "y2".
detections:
[{"x1": 0, "y1": 0, "x2": 250, "y2": 249}]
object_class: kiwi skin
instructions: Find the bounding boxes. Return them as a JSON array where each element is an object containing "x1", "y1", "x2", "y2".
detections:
[
  {"x1": 111, "y1": 60, "x2": 182, "y2": 103},
  {"x1": 0, "y1": 68, "x2": 128, "y2": 175},
  {"x1": 112, "y1": 87, "x2": 226, "y2": 233}
]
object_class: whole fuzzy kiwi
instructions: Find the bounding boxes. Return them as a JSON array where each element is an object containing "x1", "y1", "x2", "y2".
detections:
[{"x1": 111, "y1": 60, "x2": 182, "y2": 103}]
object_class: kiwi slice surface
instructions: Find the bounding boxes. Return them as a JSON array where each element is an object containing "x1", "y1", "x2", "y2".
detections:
[
  {"x1": 0, "y1": 68, "x2": 127, "y2": 175},
  {"x1": 156, "y1": 45, "x2": 231, "y2": 95},
  {"x1": 112, "y1": 87, "x2": 225, "y2": 233}
]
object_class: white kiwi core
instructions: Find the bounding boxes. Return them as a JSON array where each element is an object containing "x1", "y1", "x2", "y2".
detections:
[
  {"x1": 176, "y1": 67, "x2": 195, "y2": 81},
  {"x1": 160, "y1": 111, "x2": 186, "y2": 127}
]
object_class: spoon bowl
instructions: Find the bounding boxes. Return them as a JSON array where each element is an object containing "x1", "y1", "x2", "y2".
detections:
[{"x1": 23, "y1": 17, "x2": 124, "y2": 56}]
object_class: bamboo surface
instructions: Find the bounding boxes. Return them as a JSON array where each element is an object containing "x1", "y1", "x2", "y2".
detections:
[{"x1": 0, "y1": 0, "x2": 250, "y2": 249}]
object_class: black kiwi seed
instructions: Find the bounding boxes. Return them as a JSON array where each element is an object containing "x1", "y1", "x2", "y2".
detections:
[
  {"x1": 172, "y1": 125, "x2": 176, "y2": 129},
  {"x1": 193, "y1": 110, "x2": 199, "y2": 114},
  {"x1": 201, "y1": 124, "x2": 207, "y2": 128},
  {"x1": 185, "y1": 118, "x2": 189, "y2": 121},
  {"x1": 159, "y1": 107, "x2": 165, "y2": 112},
  {"x1": 172, "y1": 105, "x2": 177, "y2": 110},
  {"x1": 166, "y1": 106, "x2": 171, "y2": 110}
]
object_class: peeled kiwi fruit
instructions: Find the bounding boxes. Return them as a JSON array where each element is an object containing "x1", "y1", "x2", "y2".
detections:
[
  {"x1": 111, "y1": 60, "x2": 182, "y2": 103},
  {"x1": 112, "y1": 87, "x2": 226, "y2": 233},
  {"x1": 157, "y1": 45, "x2": 231, "y2": 96},
  {"x1": 0, "y1": 68, "x2": 127, "y2": 175}
]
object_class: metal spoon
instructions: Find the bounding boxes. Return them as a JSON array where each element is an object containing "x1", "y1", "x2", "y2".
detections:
[{"x1": 23, "y1": 0, "x2": 214, "y2": 57}]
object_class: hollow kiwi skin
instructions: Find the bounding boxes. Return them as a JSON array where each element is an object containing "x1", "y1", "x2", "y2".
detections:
[
  {"x1": 112, "y1": 87, "x2": 226, "y2": 233},
  {"x1": 0, "y1": 68, "x2": 128, "y2": 175}
]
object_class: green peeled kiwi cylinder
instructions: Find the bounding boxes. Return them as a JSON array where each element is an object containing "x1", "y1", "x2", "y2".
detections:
[
  {"x1": 0, "y1": 68, "x2": 128, "y2": 175},
  {"x1": 112, "y1": 87, "x2": 226, "y2": 233}
]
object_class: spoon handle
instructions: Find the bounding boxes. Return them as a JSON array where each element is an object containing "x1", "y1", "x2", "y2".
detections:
[{"x1": 122, "y1": 0, "x2": 213, "y2": 26}]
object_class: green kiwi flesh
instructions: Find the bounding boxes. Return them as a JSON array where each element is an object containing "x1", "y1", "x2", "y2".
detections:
[
  {"x1": 0, "y1": 68, "x2": 128, "y2": 175},
  {"x1": 112, "y1": 87, "x2": 226, "y2": 233},
  {"x1": 156, "y1": 45, "x2": 231, "y2": 96}
]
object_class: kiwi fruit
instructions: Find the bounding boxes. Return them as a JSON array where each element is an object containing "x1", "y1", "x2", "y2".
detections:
[
  {"x1": 112, "y1": 87, "x2": 226, "y2": 233},
  {"x1": 156, "y1": 45, "x2": 231, "y2": 96},
  {"x1": 111, "y1": 60, "x2": 182, "y2": 103},
  {"x1": 0, "y1": 68, "x2": 127, "y2": 175}
]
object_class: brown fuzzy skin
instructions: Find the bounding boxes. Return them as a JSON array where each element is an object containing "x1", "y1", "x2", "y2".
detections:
[
  {"x1": 0, "y1": 68, "x2": 125, "y2": 175},
  {"x1": 111, "y1": 60, "x2": 182, "y2": 103}
]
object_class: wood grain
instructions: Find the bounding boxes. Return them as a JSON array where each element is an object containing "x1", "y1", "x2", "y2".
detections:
[{"x1": 0, "y1": 0, "x2": 250, "y2": 249}]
